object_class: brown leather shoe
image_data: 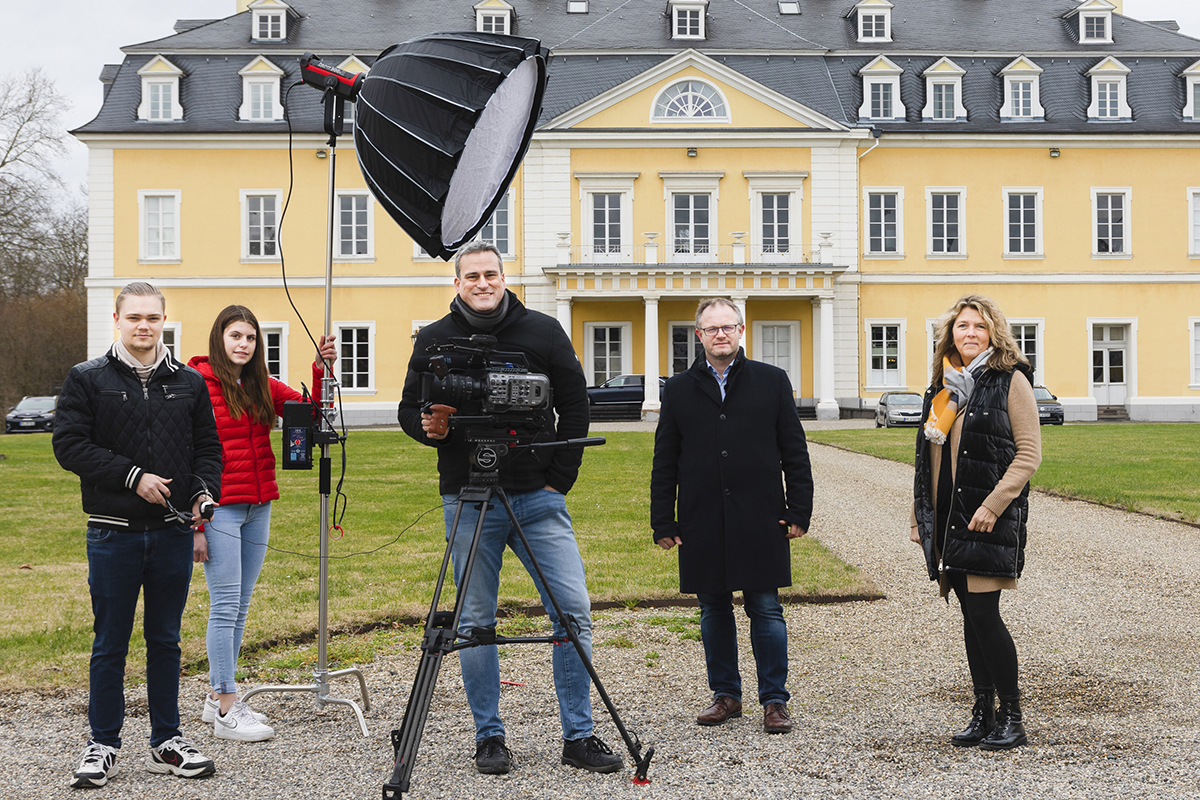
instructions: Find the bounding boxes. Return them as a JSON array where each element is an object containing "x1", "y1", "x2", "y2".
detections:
[
  {"x1": 764, "y1": 703, "x2": 793, "y2": 734},
  {"x1": 696, "y1": 696, "x2": 743, "y2": 726}
]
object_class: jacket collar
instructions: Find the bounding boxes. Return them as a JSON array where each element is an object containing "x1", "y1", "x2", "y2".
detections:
[
  {"x1": 685, "y1": 347, "x2": 747, "y2": 405},
  {"x1": 449, "y1": 289, "x2": 526, "y2": 335},
  {"x1": 106, "y1": 343, "x2": 181, "y2": 379}
]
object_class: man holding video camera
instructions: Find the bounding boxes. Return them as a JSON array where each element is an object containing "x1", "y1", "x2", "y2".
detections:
[
  {"x1": 53, "y1": 282, "x2": 223, "y2": 788},
  {"x1": 398, "y1": 241, "x2": 622, "y2": 776}
]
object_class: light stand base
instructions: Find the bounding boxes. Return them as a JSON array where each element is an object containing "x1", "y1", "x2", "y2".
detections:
[{"x1": 243, "y1": 668, "x2": 371, "y2": 737}]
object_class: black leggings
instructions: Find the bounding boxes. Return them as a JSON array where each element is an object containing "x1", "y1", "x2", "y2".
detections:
[{"x1": 949, "y1": 574, "x2": 1020, "y2": 700}]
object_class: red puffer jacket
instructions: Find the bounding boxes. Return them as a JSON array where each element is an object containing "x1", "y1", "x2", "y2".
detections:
[{"x1": 188, "y1": 356, "x2": 323, "y2": 505}]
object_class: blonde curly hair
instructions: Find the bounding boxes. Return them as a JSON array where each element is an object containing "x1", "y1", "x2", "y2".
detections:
[{"x1": 930, "y1": 294, "x2": 1028, "y2": 386}]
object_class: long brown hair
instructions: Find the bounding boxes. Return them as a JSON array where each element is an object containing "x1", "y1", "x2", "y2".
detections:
[
  {"x1": 930, "y1": 295, "x2": 1028, "y2": 386},
  {"x1": 208, "y1": 305, "x2": 275, "y2": 427}
]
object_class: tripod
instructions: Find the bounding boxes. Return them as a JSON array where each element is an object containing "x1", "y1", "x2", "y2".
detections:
[
  {"x1": 382, "y1": 442, "x2": 654, "y2": 798},
  {"x1": 242, "y1": 81, "x2": 370, "y2": 736}
]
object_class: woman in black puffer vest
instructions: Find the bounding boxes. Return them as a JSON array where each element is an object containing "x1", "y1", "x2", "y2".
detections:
[{"x1": 910, "y1": 295, "x2": 1042, "y2": 751}]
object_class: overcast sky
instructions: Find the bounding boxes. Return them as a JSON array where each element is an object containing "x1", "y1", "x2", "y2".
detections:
[{"x1": 5, "y1": 0, "x2": 1199, "y2": 202}]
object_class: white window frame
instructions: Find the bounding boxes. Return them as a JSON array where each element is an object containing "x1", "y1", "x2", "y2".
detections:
[
  {"x1": 334, "y1": 190, "x2": 375, "y2": 261},
  {"x1": 238, "y1": 57, "x2": 285, "y2": 122},
  {"x1": 1002, "y1": 187, "x2": 1044, "y2": 258},
  {"x1": 854, "y1": 0, "x2": 893, "y2": 43},
  {"x1": 999, "y1": 57, "x2": 1045, "y2": 121},
  {"x1": 335, "y1": 321, "x2": 376, "y2": 395},
  {"x1": 137, "y1": 189, "x2": 182, "y2": 263},
  {"x1": 1190, "y1": 317, "x2": 1200, "y2": 389},
  {"x1": 925, "y1": 187, "x2": 967, "y2": 258},
  {"x1": 160, "y1": 322, "x2": 182, "y2": 362},
  {"x1": 1080, "y1": 12, "x2": 1113, "y2": 44},
  {"x1": 476, "y1": 11, "x2": 510, "y2": 34},
  {"x1": 863, "y1": 187, "x2": 904, "y2": 258},
  {"x1": 745, "y1": 172, "x2": 806, "y2": 264},
  {"x1": 669, "y1": 0, "x2": 708, "y2": 40},
  {"x1": 240, "y1": 189, "x2": 283, "y2": 262},
  {"x1": 136, "y1": 56, "x2": 183, "y2": 122},
  {"x1": 567, "y1": 0, "x2": 589, "y2": 12},
  {"x1": 661, "y1": 171, "x2": 723, "y2": 264},
  {"x1": 1087, "y1": 58, "x2": 1132, "y2": 121},
  {"x1": 260, "y1": 322, "x2": 289, "y2": 384},
  {"x1": 865, "y1": 319, "x2": 906, "y2": 391},
  {"x1": 1091, "y1": 187, "x2": 1132, "y2": 258},
  {"x1": 651, "y1": 79, "x2": 730, "y2": 123},
  {"x1": 668, "y1": 321, "x2": 704, "y2": 377},
  {"x1": 858, "y1": 56, "x2": 905, "y2": 122},
  {"x1": 477, "y1": 190, "x2": 514, "y2": 257},
  {"x1": 1086, "y1": 316, "x2": 1138, "y2": 402},
  {"x1": 753, "y1": 320, "x2": 801, "y2": 387},
  {"x1": 253, "y1": 10, "x2": 285, "y2": 40},
  {"x1": 1188, "y1": 187, "x2": 1200, "y2": 257},
  {"x1": 921, "y1": 58, "x2": 968, "y2": 122},
  {"x1": 583, "y1": 322, "x2": 633, "y2": 385},
  {"x1": 1182, "y1": 61, "x2": 1200, "y2": 121},
  {"x1": 1008, "y1": 318, "x2": 1045, "y2": 387},
  {"x1": 576, "y1": 172, "x2": 637, "y2": 263}
]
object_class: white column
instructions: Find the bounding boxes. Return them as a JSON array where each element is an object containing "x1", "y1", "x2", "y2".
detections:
[
  {"x1": 642, "y1": 296, "x2": 661, "y2": 420},
  {"x1": 556, "y1": 297, "x2": 573, "y2": 342},
  {"x1": 731, "y1": 295, "x2": 748, "y2": 324},
  {"x1": 816, "y1": 295, "x2": 839, "y2": 420}
]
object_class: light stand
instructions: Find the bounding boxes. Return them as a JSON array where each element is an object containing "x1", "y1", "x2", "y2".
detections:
[{"x1": 242, "y1": 67, "x2": 370, "y2": 737}]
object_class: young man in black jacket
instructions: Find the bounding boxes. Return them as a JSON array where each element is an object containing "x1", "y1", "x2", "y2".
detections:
[
  {"x1": 398, "y1": 241, "x2": 621, "y2": 777},
  {"x1": 53, "y1": 282, "x2": 222, "y2": 789}
]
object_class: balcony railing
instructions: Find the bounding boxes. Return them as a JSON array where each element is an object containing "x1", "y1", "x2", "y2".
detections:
[{"x1": 556, "y1": 234, "x2": 831, "y2": 266}]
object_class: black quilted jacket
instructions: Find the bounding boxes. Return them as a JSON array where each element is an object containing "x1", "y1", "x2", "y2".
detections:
[{"x1": 53, "y1": 346, "x2": 223, "y2": 530}]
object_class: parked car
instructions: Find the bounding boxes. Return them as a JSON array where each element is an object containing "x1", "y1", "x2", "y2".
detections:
[
  {"x1": 875, "y1": 391, "x2": 923, "y2": 428},
  {"x1": 586, "y1": 374, "x2": 666, "y2": 419},
  {"x1": 5, "y1": 396, "x2": 58, "y2": 434},
  {"x1": 1033, "y1": 385, "x2": 1065, "y2": 425}
]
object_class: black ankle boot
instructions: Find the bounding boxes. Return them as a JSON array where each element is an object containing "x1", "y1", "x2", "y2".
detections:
[
  {"x1": 950, "y1": 688, "x2": 996, "y2": 747},
  {"x1": 979, "y1": 697, "x2": 1028, "y2": 750}
]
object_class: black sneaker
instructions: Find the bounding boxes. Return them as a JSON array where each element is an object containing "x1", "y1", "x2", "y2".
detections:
[
  {"x1": 70, "y1": 741, "x2": 118, "y2": 789},
  {"x1": 473, "y1": 735, "x2": 512, "y2": 775},
  {"x1": 561, "y1": 735, "x2": 623, "y2": 774}
]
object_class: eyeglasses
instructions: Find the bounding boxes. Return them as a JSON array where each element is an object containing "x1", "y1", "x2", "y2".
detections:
[{"x1": 698, "y1": 325, "x2": 740, "y2": 337}]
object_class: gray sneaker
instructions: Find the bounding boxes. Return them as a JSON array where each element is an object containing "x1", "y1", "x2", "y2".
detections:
[{"x1": 70, "y1": 742, "x2": 118, "y2": 789}]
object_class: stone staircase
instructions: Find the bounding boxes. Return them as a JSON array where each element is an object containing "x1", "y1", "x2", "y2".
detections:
[{"x1": 1097, "y1": 405, "x2": 1131, "y2": 422}]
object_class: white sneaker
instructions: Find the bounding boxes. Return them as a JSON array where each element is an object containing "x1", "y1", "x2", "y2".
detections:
[
  {"x1": 70, "y1": 741, "x2": 118, "y2": 788},
  {"x1": 201, "y1": 694, "x2": 269, "y2": 724},
  {"x1": 213, "y1": 701, "x2": 276, "y2": 742},
  {"x1": 146, "y1": 736, "x2": 216, "y2": 778}
]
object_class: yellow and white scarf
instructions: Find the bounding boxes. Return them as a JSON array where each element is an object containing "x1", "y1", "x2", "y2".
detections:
[{"x1": 923, "y1": 348, "x2": 992, "y2": 444}]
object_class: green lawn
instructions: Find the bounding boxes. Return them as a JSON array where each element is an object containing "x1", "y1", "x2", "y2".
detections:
[
  {"x1": 0, "y1": 429, "x2": 872, "y2": 691},
  {"x1": 806, "y1": 423, "x2": 1200, "y2": 523}
]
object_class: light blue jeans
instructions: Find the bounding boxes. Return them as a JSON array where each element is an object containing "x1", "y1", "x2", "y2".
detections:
[
  {"x1": 442, "y1": 488, "x2": 595, "y2": 742},
  {"x1": 203, "y1": 502, "x2": 271, "y2": 694}
]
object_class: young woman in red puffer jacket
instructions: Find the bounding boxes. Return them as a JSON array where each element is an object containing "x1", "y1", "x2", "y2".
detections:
[{"x1": 187, "y1": 304, "x2": 336, "y2": 742}]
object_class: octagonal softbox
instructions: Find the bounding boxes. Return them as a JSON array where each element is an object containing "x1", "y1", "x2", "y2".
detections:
[{"x1": 353, "y1": 32, "x2": 548, "y2": 260}]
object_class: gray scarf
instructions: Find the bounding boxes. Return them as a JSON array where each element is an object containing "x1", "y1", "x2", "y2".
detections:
[
  {"x1": 943, "y1": 347, "x2": 993, "y2": 407},
  {"x1": 112, "y1": 339, "x2": 169, "y2": 387},
  {"x1": 452, "y1": 291, "x2": 510, "y2": 332}
]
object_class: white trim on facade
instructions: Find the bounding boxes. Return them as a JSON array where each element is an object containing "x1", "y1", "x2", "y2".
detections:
[
  {"x1": 857, "y1": 56, "x2": 905, "y2": 122},
  {"x1": 921, "y1": 57, "x2": 968, "y2": 122},
  {"x1": 1086, "y1": 57, "x2": 1132, "y2": 121},
  {"x1": 334, "y1": 320, "x2": 377, "y2": 395},
  {"x1": 1002, "y1": 186, "x2": 1044, "y2": 258},
  {"x1": 136, "y1": 56, "x2": 184, "y2": 122},
  {"x1": 334, "y1": 189, "x2": 375, "y2": 261},
  {"x1": 1090, "y1": 186, "x2": 1132, "y2": 258},
  {"x1": 864, "y1": 317, "x2": 907, "y2": 391},
  {"x1": 260, "y1": 321, "x2": 290, "y2": 384},
  {"x1": 745, "y1": 171, "x2": 806, "y2": 263},
  {"x1": 863, "y1": 186, "x2": 904, "y2": 258},
  {"x1": 1085, "y1": 315, "x2": 1138, "y2": 405},
  {"x1": 576, "y1": 171, "x2": 638, "y2": 263},
  {"x1": 582, "y1": 321, "x2": 634, "y2": 384},
  {"x1": 238, "y1": 56, "x2": 285, "y2": 121},
  {"x1": 239, "y1": 189, "x2": 283, "y2": 262},
  {"x1": 137, "y1": 189, "x2": 182, "y2": 263},
  {"x1": 925, "y1": 186, "x2": 967, "y2": 258},
  {"x1": 999, "y1": 57, "x2": 1045, "y2": 121}
]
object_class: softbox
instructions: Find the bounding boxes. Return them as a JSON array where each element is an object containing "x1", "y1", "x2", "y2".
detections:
[{"x1": 354, "y1": 32, "x2": 548, "y2": 260}]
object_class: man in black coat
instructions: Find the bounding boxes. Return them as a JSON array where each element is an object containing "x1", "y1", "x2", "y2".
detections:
[
  {"x1": 53, "y1": 282, "x2": 222, "y2": 788},
  {"x1": 651, "y1": 297, "x2": 813, "y2": 734},
  {"x1": 398, "y1": 241, "x2": 622, "y2": 777}
]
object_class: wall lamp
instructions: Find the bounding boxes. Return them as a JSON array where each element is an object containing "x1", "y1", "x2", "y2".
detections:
[
  {"x1": 1049, "y1": 148, "x2": 1061, "y2": 158},
  {"x1": 316, "y1": 149, "x2": 328, "y2": 159},
  {"x1": 686, "y1": 147, "x2": 698, "y2": 157}
]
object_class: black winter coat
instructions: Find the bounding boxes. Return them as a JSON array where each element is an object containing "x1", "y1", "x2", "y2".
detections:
[
  {"x1": 398, "y1": 291, "x2": 590, "y2": 495},
  {"x1": 650, "y1": 349, "x2": 813, "y2": 594},
  {"x1": 913, "y1": 365, "x2": 1032, "y2": 581},
  {"x1": 53, "y1": 346, "x2": 223, "y2": 530}
]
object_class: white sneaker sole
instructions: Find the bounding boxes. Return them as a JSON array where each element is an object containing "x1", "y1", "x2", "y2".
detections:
[
  {"x1": 146, "y1": 757, "x2": 215, "y2": 778},
  {"x1": 213, "y1": 719, "x2": 275, "y2": 742},
  {"x1": 69, "y1": 764, "x2": 118, "y2": 788}
]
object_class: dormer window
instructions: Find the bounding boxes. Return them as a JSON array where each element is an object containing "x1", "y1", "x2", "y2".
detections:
[
  {"x1": 137, "y1": 55, "x2": 183, "y2": 122},
  {"x1": 238, "y1": 56, "x2": 285, "y2": 121},
  {"x1": 999, "y1": 57, "x2": 1045, "y2": 122},
  {"x1": 670, "y1": 0, "x2": 708, "y2": 40},
  {"x1": 475, "y1": 0, "x2": 513, "y2": 34},
  {"x1": 1087, "y1": 57, "x2": 1131, "y2": 121},
  {"x1": 567, "y1": 0, "x2": 588, "y2": 12},
  {"x1": 248, "y1": 0, "x2": 292, "y2": 42},
  {"x1": 1182, "y1": 60, "x2": 1200, "y2": 121},
  {"x1": 854, "y1": 0, "x2": 893, "y2": 43},
  {"x1": 1069, "y1": 0, "x2": 1116, "y2": 44},
  {"x1": 778, "y1": 2, "x2": 800, "y2": 15},
  {"x1": 921, "y1": 57, "x2": 967, "y2": 122},
  {"x1": 858, "y1": 56, "x2": 905, "y2": 122}
]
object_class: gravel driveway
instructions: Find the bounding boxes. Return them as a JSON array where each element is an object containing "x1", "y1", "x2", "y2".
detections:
[{"x1": 5, "y1": 442, "x2": 1199, "y2": 799}]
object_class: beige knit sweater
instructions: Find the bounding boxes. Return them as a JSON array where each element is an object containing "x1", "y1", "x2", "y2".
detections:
[{"x1": 911, "y1": 371, "x2": 1042, "y2": 594}]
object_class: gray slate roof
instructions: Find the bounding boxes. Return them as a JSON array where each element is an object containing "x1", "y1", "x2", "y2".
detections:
[{"x1": 73, "y1": 0, "x2": 1200, "y2": 136}]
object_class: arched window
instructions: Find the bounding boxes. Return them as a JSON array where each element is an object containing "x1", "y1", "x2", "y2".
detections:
[{"x1": 653, "y1": 80, "x2": 729, "y2": 121}]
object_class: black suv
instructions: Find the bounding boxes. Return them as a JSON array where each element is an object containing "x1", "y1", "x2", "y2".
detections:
[
  {"x1": 5, "y1": 396, "x2": 58, "y2": 434},
  {"x1": 1033, "y1": 386, "x2": 1064, "y2": 425}
]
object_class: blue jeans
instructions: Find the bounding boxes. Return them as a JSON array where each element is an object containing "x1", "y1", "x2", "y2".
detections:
[
  {"x1": 202, "y1": 502, "x2": 271, "y2": 694},
  {"x1": 442, "y1": 488, "x2": 594, "y2": 742},
  {"x1": 695, "y1": 590, "x2": 790, "y2": 707},
  {"x1": 86, "y1": 525, "x2": 194, "y2": 748}
]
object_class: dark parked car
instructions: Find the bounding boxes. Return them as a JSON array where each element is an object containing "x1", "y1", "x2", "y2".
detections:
[
  {"x1": 586, "y1": 374, "x2": 666, "y2": 419},
  {"x1": 1034, "y1": 385, "x2": 1064, "y2": 425},
  {"x1": 5, "y1": 396, "x2": 57, "y2": 433},
  {"x1": 875, "y1": 391, "x2": 923, "y2": 428}
]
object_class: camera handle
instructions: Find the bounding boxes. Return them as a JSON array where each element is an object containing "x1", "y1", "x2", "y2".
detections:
[{"x1": 382, "y1": 483, "x2": 655, "y2": 798}]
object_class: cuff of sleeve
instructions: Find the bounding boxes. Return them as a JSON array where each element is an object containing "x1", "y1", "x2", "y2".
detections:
[
  {"x1": 980, "y1": 495, "x2": 1009, "y2": 519},
  {"x1": 126, "y1": 466, "x2": 143, "y2": 491}
]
